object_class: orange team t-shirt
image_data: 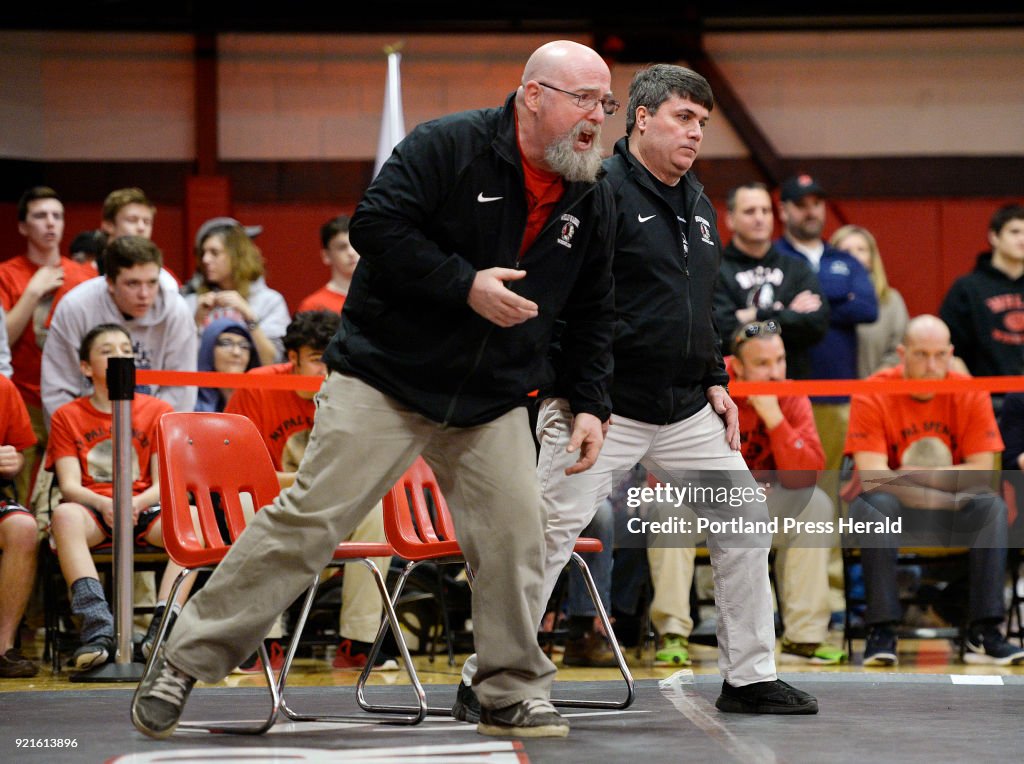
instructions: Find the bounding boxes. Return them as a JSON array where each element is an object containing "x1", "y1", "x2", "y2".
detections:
[
  {"x1": 844, "y1": 366, "x2": 1004, "y2": 468},
  {"x1": 0, "y1": 374, "x2": 37, "y2": 452},
  {"x1": 0, "y1": 255, "x2": 98, "y2": 409},
  {"x1": 224, "y1": 363, "x2": 315, "y2": 473},
  {"x1": 45, "y1": 394, "x2": 172, "y2": 498},
  {"x1": 297, "y1": 287, "x2": 345, "y2": 315}
]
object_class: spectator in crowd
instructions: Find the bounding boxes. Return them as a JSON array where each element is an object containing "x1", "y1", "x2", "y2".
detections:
[
  {"x1": 100, "y1": 188, "x2": 156, "y2": 242},
  {"x1": 194, "y1": 318, "x2": 260, "y2": 412},
  {"x1": 47, "y1": 324, "x2": 192, "y2": 670},
  {"x1": 845, "y1": 314, "x2": 1023, "y2": 666},
  {"x1": 0, "y1": 187, "x2": 96, "y2": 505},
  {"x1": 223, "y1": 310, "x2": 394, "y2": 670},
  {"x1": 830, "y1": 224, "x2": 908, "y2": 378},
  {"x1": 0, "y1": 372, "x2": 40, "y2": 678},
  {"x1": 774, "y1": 174, "x2": 878, "y2": 477},
  {"x1": 184, "y1": 219, "x2": 289, "y2": 366},
  {"x1": 297, "y1": 215, "x2": 360, "y2": 314},
  {"x1": 69, "y1": 229, "x2": 107, "y2": 272},
  {"x1": 939, "y1": 203, "x2": 1024, "y2": 379},
  {"x1": 714, "y1": 181, "x2": 828, "y2": 380},
  {"x1": 41, "y1": 236, "x2": 198, "y2": 423}
]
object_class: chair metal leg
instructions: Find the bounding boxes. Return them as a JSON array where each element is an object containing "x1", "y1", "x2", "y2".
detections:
[
  {"x1": 132, "y1": 566, "x2": 282, "y2": 735},
  {"x1": 356, "y1": 559, "x2": 461, "y2": 717},
  {"x1": 550, "y1": 552, "x2": 635, "y2": 710},
  {"x1": 279, "y1": 562, "x2": 427, "y2": 725}
]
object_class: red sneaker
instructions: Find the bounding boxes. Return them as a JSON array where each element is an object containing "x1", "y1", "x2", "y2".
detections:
[
  {"x1": 332, "y1": 638, "x2": 398, "y2": 671},
  {"x1": 232, "y1": 640, "x2": 286, "y2": 674}
]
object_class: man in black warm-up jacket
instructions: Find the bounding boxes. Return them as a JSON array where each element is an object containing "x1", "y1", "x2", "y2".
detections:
[{"x1": 133, "y1": 39, "x2": 617, "y2": 741}]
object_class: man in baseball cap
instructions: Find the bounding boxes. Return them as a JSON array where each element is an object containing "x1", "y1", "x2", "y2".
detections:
[{"x1": 779, "y1": 174, "x2": 826, "y2": 203}]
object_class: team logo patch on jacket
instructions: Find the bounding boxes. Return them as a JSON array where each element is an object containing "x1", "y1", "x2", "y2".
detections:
[
  {"x1": 696, "y1": 215, "x2": 715, "y2": 246},
  {"x1": 558, "y1": 214, "x2": 580, "y2": 249}
]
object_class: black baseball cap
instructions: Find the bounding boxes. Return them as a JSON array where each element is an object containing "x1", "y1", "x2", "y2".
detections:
[{"x1": 780, "y1": 174, "x2": 826, "y2": 202}]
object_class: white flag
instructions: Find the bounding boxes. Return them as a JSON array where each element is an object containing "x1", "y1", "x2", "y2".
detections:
[{"x1": 373, "y1": 49, "x2": 406, "y2": 179}]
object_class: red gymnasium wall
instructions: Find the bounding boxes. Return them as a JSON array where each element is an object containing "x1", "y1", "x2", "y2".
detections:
[{"x1": 0, "y1": 197, "x2": 1014, "y2": 321}]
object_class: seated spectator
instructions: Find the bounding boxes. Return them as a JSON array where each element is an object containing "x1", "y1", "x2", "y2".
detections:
[
  {"x1": 184, "y1": 218, "x2": 289, "y2": 366},
  {"x1": 42, "y1": 236, "x2": 198, "y2": 423},
  {"x1": 224, "y1": 310, "x2": 394, "y2": 670},
  {"x1": 830, "y1": 224, "x2": 909, "y2": 379},
  {"x1": 845, "y1": 314, "x2": 1024, "y2": 667},
  {"x1": 195, "y1": 318, "x2": 260, "y2": 412},
  {"x1": 46, "y1": 324, "x2": 194, "y2": 670},
  {"x1": 939, "y1": 203, "x2": 1024, "y2": 379},
  {"x1": 647, "y1": 320, "x2": 844, "y2": 666},
  {"x1": 297, "y1": 214, "x2": 360, "y2": 314},
  {"x1": 0, "y1": 372, "x2": 40, "y2": 678}
]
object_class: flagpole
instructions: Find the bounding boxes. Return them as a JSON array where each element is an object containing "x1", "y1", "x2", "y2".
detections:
[{"x1": 374, "y1": 42, "x2": 407, "y2": 179}]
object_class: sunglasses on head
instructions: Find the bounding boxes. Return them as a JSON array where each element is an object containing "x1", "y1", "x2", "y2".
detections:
[{"x1": 732, "y1": 320, "x2": 781, "y2": 354}]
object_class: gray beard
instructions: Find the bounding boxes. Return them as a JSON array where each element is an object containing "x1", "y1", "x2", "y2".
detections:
[{"x1": 545, "y1": 122, "x2": 603, "y2": 183}]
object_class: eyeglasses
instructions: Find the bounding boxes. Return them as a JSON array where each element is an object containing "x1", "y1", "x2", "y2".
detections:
[
  {"x1": 732, "y1": 320, "x2": 781, "y2": 353},
  {"x1": 537, "y1": 82, "x2": 620, "y2": 116},
  {"x1": 215, "y1": 337, "x2": 252, "y2": 352}
]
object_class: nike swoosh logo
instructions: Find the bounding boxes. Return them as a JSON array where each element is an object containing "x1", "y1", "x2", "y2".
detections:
[
  {"x1": 638, "y1": 214, "x2": 656, "y2": 223},
  {"x1": 477, "y1": 193, "x2": 503, "y2": 203}
]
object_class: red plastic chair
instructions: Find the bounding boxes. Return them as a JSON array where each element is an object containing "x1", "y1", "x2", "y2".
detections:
[
  {"x1": 133, "y1": 412, "x2": 426, "y2": 734},
  {"x1": 356, "y1": 456, "x2": 634, "y2": 717}
]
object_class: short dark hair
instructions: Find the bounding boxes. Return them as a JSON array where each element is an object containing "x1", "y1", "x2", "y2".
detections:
[
  {"x1": 625, "y1": 64, "x2": 714, "y2": 137},
  {"x1": 989, "y1": 204, "x2": 1024, "y2": 236},
  {"x1": 17, "y1": 186, "x2": 61, "y2": 221},
  {"x1": 103, "y1": 235, "x2": 163, "y2": 281},
  {"x1": 320, "y1": 214, "x2": 351, "y2": 248},
  {"x1": 79, "y1": 323, "x2": 131, "y2": 362},
  {"x1": 726, "y1": 182, "x2": 770, "y2": 213},
  {"x1": 283, "y1": 310, "x2": 340, "y2": 354}
]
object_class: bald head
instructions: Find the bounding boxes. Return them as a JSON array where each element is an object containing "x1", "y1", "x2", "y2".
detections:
[
  {"x1": 522, "y1": 40, "x2": 608, "y2": 87},
  {"x1": 516, "y1": 40, "x2": 612, "y2": 183},
  {"x1": 903, "y1": 314, "x2": 950, "y2": 347},
  {"x1": 899, "y1": 314, "x2": 954, "y2": 392}
]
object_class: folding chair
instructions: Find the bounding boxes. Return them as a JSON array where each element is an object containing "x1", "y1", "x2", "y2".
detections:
[
  {"x1": 133, "y1": 412, "x2": 425, "y2": 734},
  {"x1": 356, "y1": 456, "x2": 635, "y2": 718}
]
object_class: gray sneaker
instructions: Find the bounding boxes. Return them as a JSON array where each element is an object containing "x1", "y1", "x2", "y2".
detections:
[
  {"x1": 452, "y1": 680, "x2": 481, "y2": 723},
  {"x1": 131, "y1": 649, "x2": 196, "y2": 739},
  {"x1": 477, "y1": 698, "x2": 569, "y2": 738}
]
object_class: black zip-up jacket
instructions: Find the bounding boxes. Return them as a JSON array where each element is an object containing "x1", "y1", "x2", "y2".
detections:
[
  {"x1": 601, "y1": 137, "x2": 729, "y2": 425},
  {"x1": 713, "y1": 242, "x2": 829, "y2": 380},
  {"x1": 326, "y1": 94, "x2": 615, "y2": 427}
]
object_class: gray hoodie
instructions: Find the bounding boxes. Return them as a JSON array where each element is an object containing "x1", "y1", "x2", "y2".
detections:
[{"x1": 41, "y1": 275, "x2": 198, "y2": 421}]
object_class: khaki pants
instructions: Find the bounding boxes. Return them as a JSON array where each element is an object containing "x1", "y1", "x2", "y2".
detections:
[
  {"x1": 166, "y1": 373, "x2": 555, "y2": 708},
  {"x1": 338, "y1": 502, "x2": 391, "y2": 644},
  {"x1": 649, "y1": 485, "x2": 834, "y2": 645},
  {"x1": 533, "y1": 399, "x2": 777, "y2": 687}
]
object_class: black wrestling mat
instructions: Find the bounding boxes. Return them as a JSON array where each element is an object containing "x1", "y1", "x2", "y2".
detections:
[{"x1": 4, "y1": 674, "x2": 1022, "y2": 763}]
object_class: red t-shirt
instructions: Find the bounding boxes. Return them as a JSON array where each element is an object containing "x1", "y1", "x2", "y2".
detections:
[
  {"x1": 297, "y1": 287, "x2": 345, "y2": 315},
  {"x1": 516, "y1": 111, "x2": 565, "y2": 256},
  {"x1": 0, "y1": 374, "x2": 36, "y2": 452},
  {"x1": 844, "y1": 365, "x2": 1004, "y2": 468},
  {"x1": 223, "y1": 363, "x2": 314, "y2": 472},
  {"x1": 46, "y1": 394, "x2": 172, "y2": 498},
  {"x1": 0, "y1": 255, "x2": 97, "y2": 408}
]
